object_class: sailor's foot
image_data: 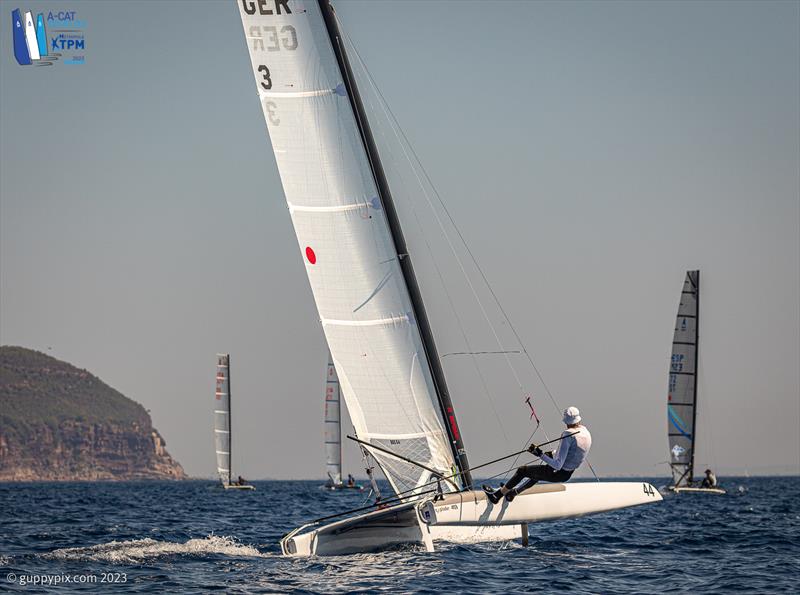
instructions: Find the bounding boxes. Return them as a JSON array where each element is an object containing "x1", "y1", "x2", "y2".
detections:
[
  {"x1": 505, "y1": 488, "x2": 518, "y2": 503},
  {"x1": 482, "y1": 484, "x2": 501, "y2": 504}
]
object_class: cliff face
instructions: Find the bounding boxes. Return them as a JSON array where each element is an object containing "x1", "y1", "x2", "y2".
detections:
[{"x1": 0, "y1": 346, "x2": 186, "y2": 481}]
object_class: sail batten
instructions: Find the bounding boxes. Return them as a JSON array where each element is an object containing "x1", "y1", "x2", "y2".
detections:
[
  {"x1": 238, "y1": 0, "x2": 463, "y2": 495},
  {"x1": 667, "y1": 270, "x2": 699, "y2": 487}
]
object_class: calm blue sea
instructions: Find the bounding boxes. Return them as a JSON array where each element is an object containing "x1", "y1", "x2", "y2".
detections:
[{"x1": 1, "y1": 477, "x2": 798, "y2": 593}]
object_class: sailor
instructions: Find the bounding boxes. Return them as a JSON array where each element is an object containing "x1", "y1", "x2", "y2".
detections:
[
  {"x1": 237, "y1": 475, "x2": 246, "y2": 486},
  {"x1": 483, "y1": 406, "x2": 592, "y2": 504},
  {"x1": 700, "y1": 468, "x2": 717, "y2": 488},
  {"x1": 347, "y1": 473, "x2": 355, "y2": 487}
]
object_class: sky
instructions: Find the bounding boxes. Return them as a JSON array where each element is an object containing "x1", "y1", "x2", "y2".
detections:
[{"x1": 1, "y1": 0, "x2": 798, "y2": 480}]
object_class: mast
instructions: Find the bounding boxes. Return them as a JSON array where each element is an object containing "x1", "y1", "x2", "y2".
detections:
[
  {"x1": 317, "y1": 0, "x2": 472, "y2": 488},
  {"x1": 689, "y1": 270, "x2": 699, "y2": 485},
  {"x1": 338, "y1": 400, "x2": 343, "y2": 480}
]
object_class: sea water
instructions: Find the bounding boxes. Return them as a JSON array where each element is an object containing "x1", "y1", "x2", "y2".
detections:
[{"x1": 1, "y1": 477, "x2": 798, "y2": 593}]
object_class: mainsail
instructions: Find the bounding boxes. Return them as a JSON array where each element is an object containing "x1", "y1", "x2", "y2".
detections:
[
  {"x1": 237, "y1": 0, "x2": 469, "y2": 495},
  {"x1": 324, "y1": 351, "x2": 342, "y2": 486},
  {"x1": 214, "y1": 354, "x2": 232, "y2": 485},
  {"x1": 667, "y1": 270, "x2": 699, "y2": 487}
]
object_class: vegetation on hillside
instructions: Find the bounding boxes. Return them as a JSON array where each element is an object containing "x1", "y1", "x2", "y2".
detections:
[{"x1": 0, "y1": 346, "x2": 150, "y2": 431}]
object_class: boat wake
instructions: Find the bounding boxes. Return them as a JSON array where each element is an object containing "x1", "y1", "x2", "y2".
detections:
[{"x1": 44, "y1": 535, "x2": 266, "y2": 563}]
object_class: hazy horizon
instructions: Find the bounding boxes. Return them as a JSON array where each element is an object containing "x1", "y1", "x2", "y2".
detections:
[{"x1": 2, "y1": 0, "x2": 798, "y2": 481}]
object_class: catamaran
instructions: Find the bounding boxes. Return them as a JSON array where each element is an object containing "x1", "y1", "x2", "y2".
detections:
[
  {"x1": 214, "y1": 354, "x2": 255, "y2": 490},
  {"x1": 237, "y1": 0, "x2": 661, "y2": 555},
  {"x1": 666, "y1": 271, "x2": 725, "y2": 495},
  {"x1": 322, "y1": 350, "x2": 363, "y2": 491}
]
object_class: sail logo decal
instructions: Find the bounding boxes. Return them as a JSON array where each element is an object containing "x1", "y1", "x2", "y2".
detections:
[
  {"x1": 670, "y1": 444, "x2": 686, "y2": 460},
  {"x1": 10, "y1": 7, "x2": 86, "y2": 67},
  {"x1": 305, "y1": 246, "x2": 317, "y2": 264},
  {"x1": 668, "y1": 406, "x2": 692, "y2": 440}
]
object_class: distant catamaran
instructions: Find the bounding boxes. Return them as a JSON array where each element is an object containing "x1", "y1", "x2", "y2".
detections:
[
  {"x1": 667, "y1": 271, "x2": 725, "y2": 495},
  {"x1": 238, "y1": 0, "x2": 660, "y2": 555},
  {"x1": 214, "y1": 354, "x2": 254, "y2": 490},
  {"x1": 322, "y1": 351, "x2": 362, "y2": 490}
]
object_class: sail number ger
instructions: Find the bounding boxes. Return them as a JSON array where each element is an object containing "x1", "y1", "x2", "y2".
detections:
[{"x1": 241, "y1": 0, "x2": 291, "y2": 16}]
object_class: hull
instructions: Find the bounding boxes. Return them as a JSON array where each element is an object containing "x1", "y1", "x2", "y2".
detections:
[
  {"x1": 222, "y1": 483, "x2": 255, "y2": 491},
  {"x1": 669, "y1": 486, "x2": 725, "y2": 495},
  {"x1": 419, "y1": 482, "x2": 662, "y2": 526},
  {"x1": 281, "y1": 501, "x2": 521, "y2": 557},
  {"x1": 282, "y1": 481, "x2": 661, "y2": 556}
]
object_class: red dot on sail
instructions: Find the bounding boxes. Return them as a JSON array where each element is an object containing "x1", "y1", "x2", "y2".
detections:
[{"x1": 306, "y1": 246, "x2": 317, "y2": 264}]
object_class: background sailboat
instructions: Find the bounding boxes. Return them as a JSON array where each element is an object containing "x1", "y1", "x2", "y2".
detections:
[
  {"x1": 214, "y1": 354, "x2": 254, "y2": 490},
  {"x1": 237, "y1": 0, "x2": 660, "y2": 555},
  {"x1": 322, "y1": 351, "x2": 362, "y2": 491},
  {"x1": 667, "y1": 271, "x2": 725, "y2": 495}
]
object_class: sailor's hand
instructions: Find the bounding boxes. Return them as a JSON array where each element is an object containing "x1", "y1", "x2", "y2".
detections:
[{"x1": 528, "y1": 444, "x2": 543, "y2": 457}]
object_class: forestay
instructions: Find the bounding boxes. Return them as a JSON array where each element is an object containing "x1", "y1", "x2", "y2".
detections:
[
  {"x1": 324, "y1": 351, "x2": 342, "y2": 485},
  {"x1": 214, "y1": 354, "x2": 232, "y2": 485},
  {"x1": 237, "y1": 0, "x2": 457, "y2": 496},
  {"x1": 668, "y1": 270, "x2": 699, "y2": 487}
]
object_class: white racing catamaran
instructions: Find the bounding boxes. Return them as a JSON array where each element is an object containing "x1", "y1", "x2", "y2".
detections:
[
  {"x1": 666, "y1": 271, "x2": 725, "y2": 495},
  {"x1": 237, "y1": 0, "x2": 660, "y2": 555},
  {"x1": 322, "y1": 350, "x2": 363, "y2": 490},
  {"x1": 214, "y1": 354, "x2": 255, "y2": 490}
]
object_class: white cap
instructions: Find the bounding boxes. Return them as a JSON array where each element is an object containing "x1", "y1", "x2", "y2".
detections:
[{"x1": 563, "y1": 406, "x2": 581, "y2": 425}]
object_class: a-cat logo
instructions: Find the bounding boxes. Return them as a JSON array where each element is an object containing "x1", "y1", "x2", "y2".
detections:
[{"x1": 11, "y1": 7, "x2": 85, "y2": 67}]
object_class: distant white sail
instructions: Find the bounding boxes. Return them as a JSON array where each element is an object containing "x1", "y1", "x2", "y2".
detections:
[
  {"x1": 324, "y1": 352, "x2": 342, "y2": 486},
  {"x1": 238, "y1": 0, "x2": 457, "y2": 495},
  {"x1": 668, "y1": 271, "x2": 699, "y2": 487},
  {"x1": 214, "y1": 354, "x2": 231, "y2": 485}
]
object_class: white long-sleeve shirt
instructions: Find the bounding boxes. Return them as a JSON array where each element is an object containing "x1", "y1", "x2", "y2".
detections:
[{"x1": 540, "y1": 425, "x2": 592, "y2": 472}]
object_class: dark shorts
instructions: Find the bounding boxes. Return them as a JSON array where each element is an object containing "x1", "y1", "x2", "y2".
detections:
[{"x1": 505, "y1": 464, "x2": 574, "y2": 492}]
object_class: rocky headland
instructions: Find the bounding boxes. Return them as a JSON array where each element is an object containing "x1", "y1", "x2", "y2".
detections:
[{"x1": 0, "y1": 346, "x2": 185, "y2": 481}]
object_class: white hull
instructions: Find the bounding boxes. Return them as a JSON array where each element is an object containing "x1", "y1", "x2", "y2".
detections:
[
  {"x1": 282, "y1": 481, "x2": 661, "y2": 556},
  {"x1": 281, "y1": 501, "x2": 521, "y2": 556},
  {"x1": 419, "y1": 482, "x2": 661, "y2": 526},
  {"x1": 222, "y1": 483, "x2": 255, "y2": 491},
  {"x1": 669, "y1": 486, "x2": 725, "y2": 495}
]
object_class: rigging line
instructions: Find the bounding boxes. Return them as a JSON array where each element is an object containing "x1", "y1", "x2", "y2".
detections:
[
  {"x1": 501, "y1": 424, "x2": 542, "y2": 481},
  {"x1": 341, "y1": 28, "x2": 562, "y2": 422},
  {"x1": 357, "y1": 431, "x2": 579, "y2": 503},
  {"x1": 348, "y1": 435, "x2": 459, "y2": 490},
  {"x1": 342, "y1": 29, "x2": 530, "y2": 401},
  {"x1": 377, "y1": 114, "x2": 509, "y2": 443},
  {"x1": 340, "y1": 23, "x2": 585, "y2": 478},
  {"x1": 339, "y1": 22, "x2": 509, "y2": 444},
  {"x1": 441, "y1": 350, "x2": 522, "y2": 358},
  {"x1": 405, "y1": 202, "x2": 510, "y2": 442}
]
